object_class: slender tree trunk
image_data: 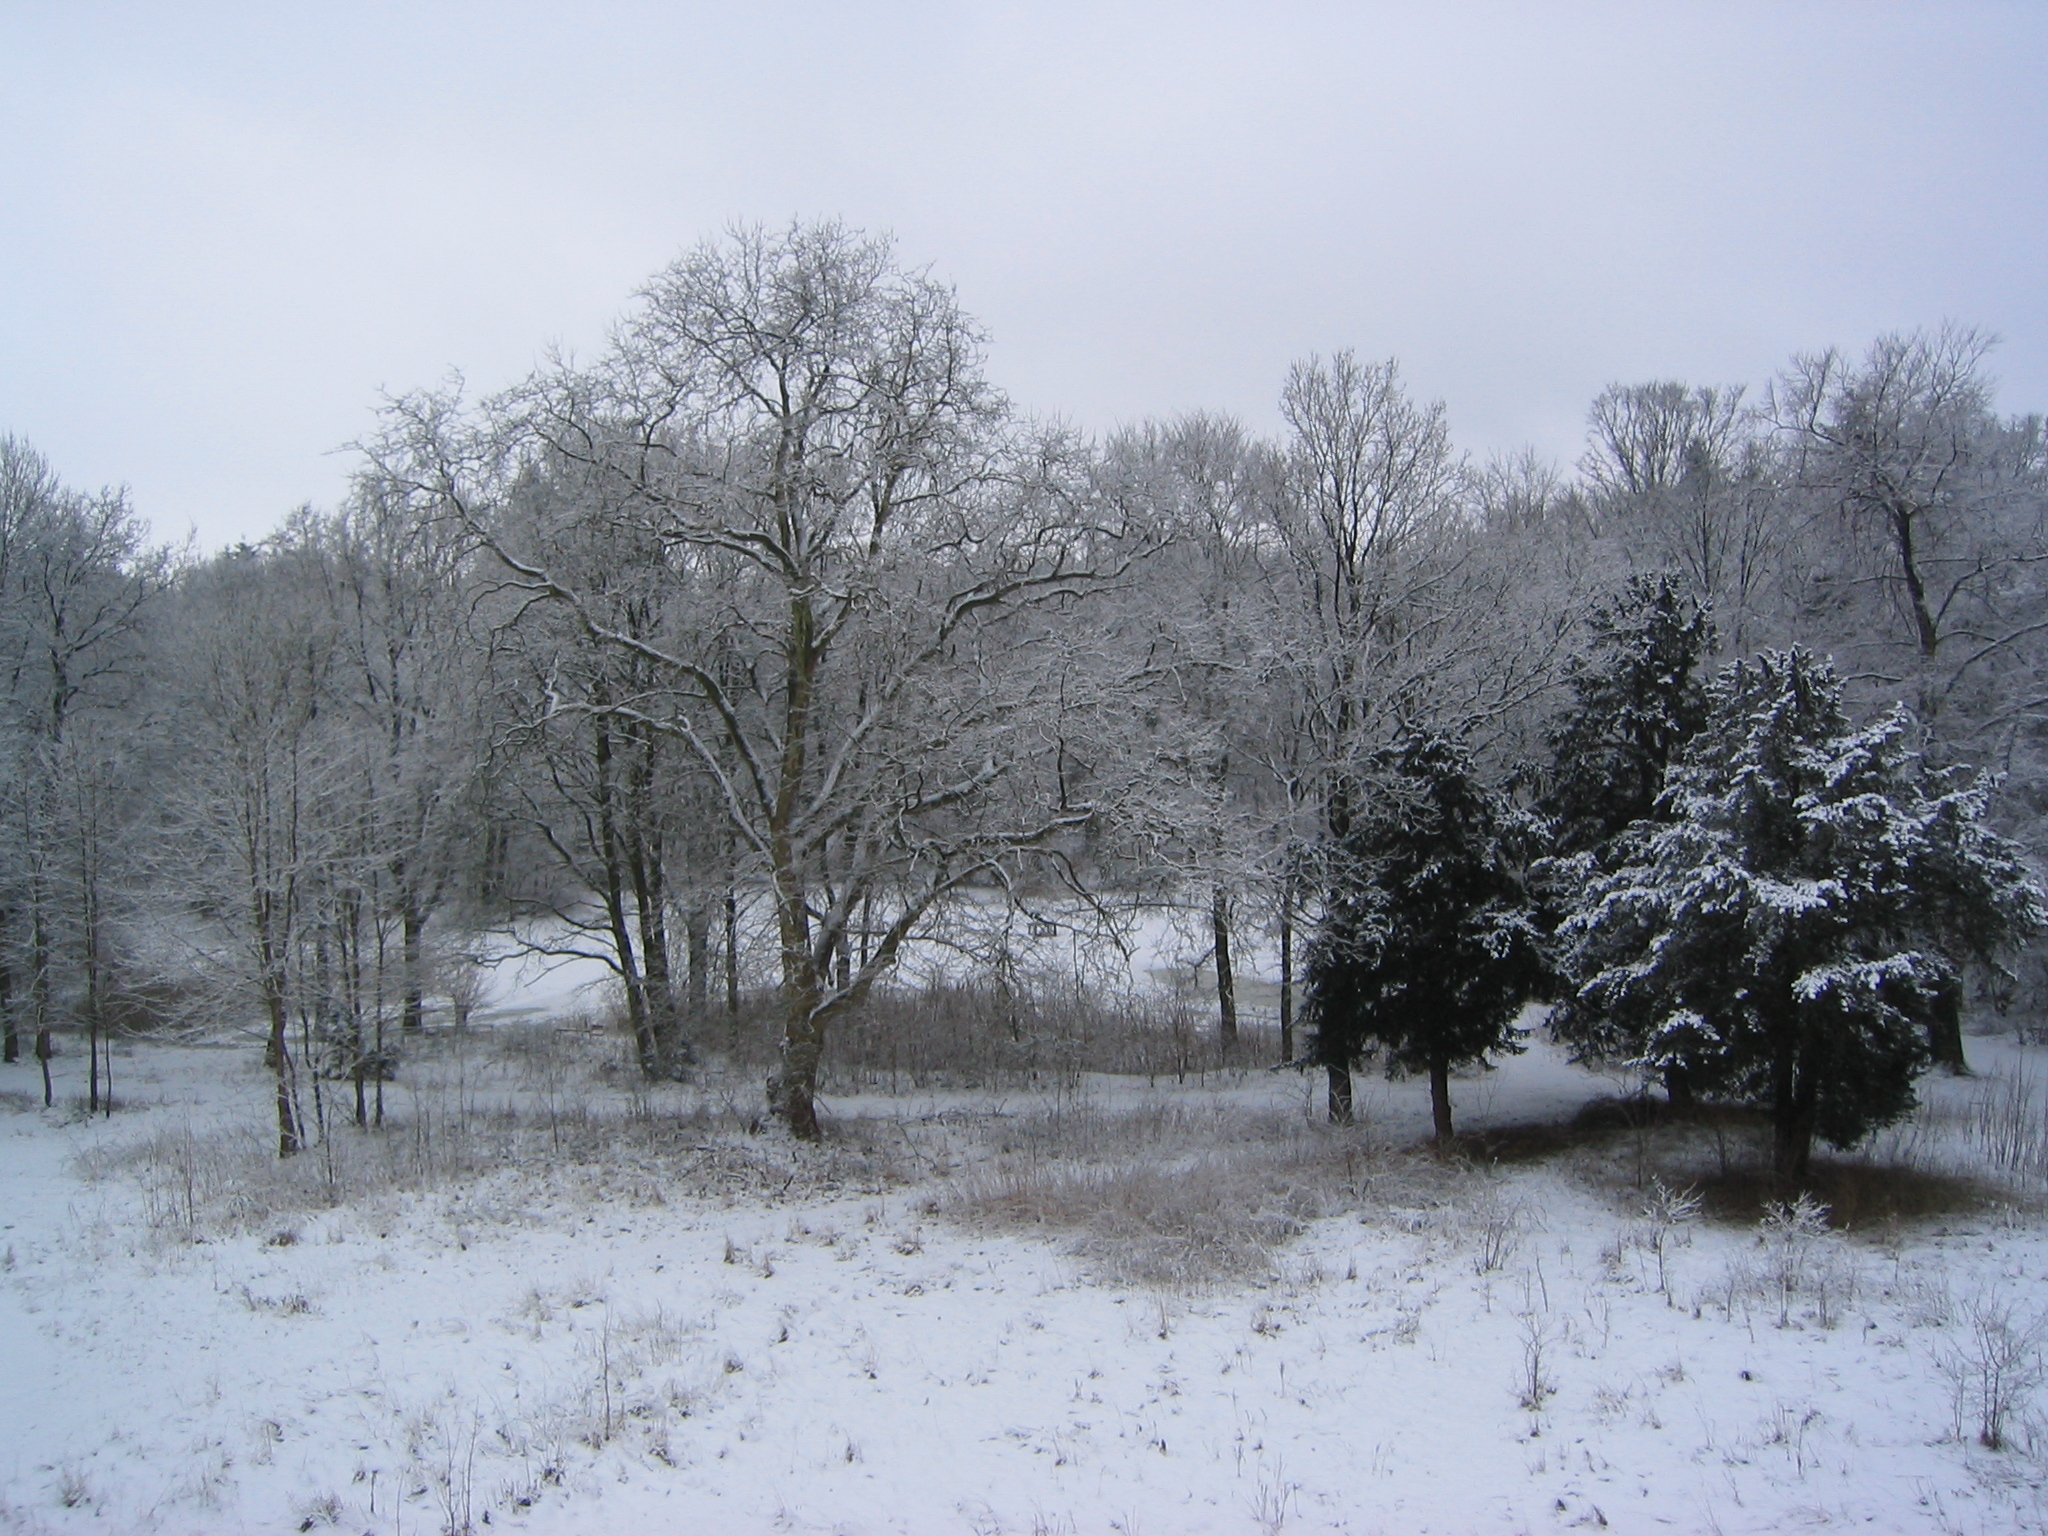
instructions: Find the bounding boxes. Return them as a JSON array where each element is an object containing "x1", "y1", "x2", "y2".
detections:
[
  {"x1": 30, "y1": 899, "x2": 50, "y2": 1067},
  {"x1": 1210, "y1": 884, "x2": 1237, "y2": 1053},
  {"x1": 1429, "y1": 1049, "x2": 1454, "y2": 1143},
  {"x1": 37, "y1": 1026, "x2": 53, "y2": 1107},
  {"x1": 685, "y1": 903, "x2": 712, "y2": 1022},
  {"x1": 400, "y1": 899, "x2": 425, "y2": 1031},
  {"x1": 1277, "y1": 896, "x2": 1293, "y2": 1066},
  {"x1": 724, "y1": 886, "x2": 741, "y2": 1022},
  {"x1": 1326, "y1": 1062, "x2": 1353, "y2": 1125},
  {"x1": 630, "y1": 841, "x2": 684, "y2": 1076},
  {"x1": 85, "y1": 830, "x2": 104, "y2": 1116},
  {"x1": 590, "y1": 713, "x2": 656, "y2": 1075},
  {"x1": 626, "y1": 723, "x2": 688, "y2": 1076},
  {"x1": 265, "y1": 983, "x2": 301, "y2": 1158},
  {"x1": 1, "y1": 908, "x2": 16, "y2": 1064},
  {"x1": 371, "y1": 917, "x2": 387, "y2": 1128},
  {"x1": 1890, "y1": 505, "x2": 1941, "y2": 660}
]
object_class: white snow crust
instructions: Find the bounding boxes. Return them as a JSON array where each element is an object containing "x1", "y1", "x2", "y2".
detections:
[{"x1": 5, "y1": 1022, "x2": 2048, "y2": 1535}]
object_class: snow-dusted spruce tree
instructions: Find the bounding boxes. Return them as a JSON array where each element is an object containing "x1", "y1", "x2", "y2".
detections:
[
  {"x1": 1540, "y1": 574, "x2": 1715, "y2": 1101},
  {"x1": 1557, "y1": 647, "x2": 2045, "y2": 1183},
  {"x1": 1540, "y1": 573, "x2": 1712, "y2": 860},
  {"x1": 1302, "y1": 732, "x2": 1547, "y2": 1140}
]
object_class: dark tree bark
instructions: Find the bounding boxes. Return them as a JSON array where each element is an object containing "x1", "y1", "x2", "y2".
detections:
[
  {"x1": 1210, "y1": 885, "x2": 1237, "y2": 1052},
  {"x1": 724, "y1": 886, "x2": 740, "y2": 1023},
  {"x1": 0, "y1": 910, "x2": 15, "y2": 1065},
  {"x1": 685, "y1": 902, "x2": 712, "y2": 1023},
  {"x1": 1429, "y1": 1049, "x2": 1454, "y2": 1143},
  {"x1": 400, "y1": 901, "x2": 425, "y2": 1031},
  {"x1": 1663, "y1": 1064, "x2": 1695, "y2": 1109},
  {"x1": 1277, "y1": 897, "x2": 1294, "y2": 1066},
  {"x1": 1929, "y1": 972, "x2": 1968, "y2": 1074},
  {"x1": 1326, "y1": 1062, "x2": 1353, "y2": 1125}
]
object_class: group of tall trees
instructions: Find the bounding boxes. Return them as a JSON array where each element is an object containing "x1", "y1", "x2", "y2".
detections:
[{"x1": 3, "y1": 223, "x2": 2044, "y2": 1173}]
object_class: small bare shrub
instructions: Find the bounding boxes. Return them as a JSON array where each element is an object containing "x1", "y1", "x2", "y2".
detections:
[
  {"x1": 1468, "y1": 1190, "x2": 1524, "y2": 1275},
  {"x1": 1966, "y1": 1065, "x2": 2048, "y2": 1182},
  {"x1": 1757, "y1": 1194, "x2": 1832, "y2": 1327},
  {"x1": 1636, "y1": 1179, "x2": 1701, "y2": 1300},
  {"x1": 1933, "y1": 1293, "x2": 2048, "y2": 1450},
  {"x1": 1516, "y1": 1310, "x2": 1559, "y2": 1411}
]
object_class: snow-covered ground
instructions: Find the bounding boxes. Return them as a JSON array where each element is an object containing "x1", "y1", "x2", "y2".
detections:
[{"x1": 6, "y1": 1017, "x2": 2048, "y2": 1535}]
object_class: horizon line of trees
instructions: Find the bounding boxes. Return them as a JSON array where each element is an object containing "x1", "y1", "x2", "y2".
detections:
[{"x1": 3, "y1": 221, "x2": 2044, "y2": 1174}]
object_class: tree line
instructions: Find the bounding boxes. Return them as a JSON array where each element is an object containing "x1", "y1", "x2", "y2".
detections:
[{"x1": 3, "y1": 222, "x2": 2043, "y2": 1173}]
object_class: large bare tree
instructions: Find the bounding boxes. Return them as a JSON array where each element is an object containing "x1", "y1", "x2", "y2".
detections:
[{"x1": 375, "y1": 223, "x2": 1144, "y2": 1138}]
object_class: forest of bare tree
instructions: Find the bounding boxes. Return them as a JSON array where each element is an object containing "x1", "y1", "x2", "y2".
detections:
[{"x1": 5, "y1": 222, "x2": 2044, "y2": 1166}]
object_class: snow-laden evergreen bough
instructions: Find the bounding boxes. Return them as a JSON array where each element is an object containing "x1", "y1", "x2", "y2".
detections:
[
  {"x1": 1303, "y1": 732, "x2": 1548, "y2": 1140},
  {"x1": 1555, "y1": 646, "x2": 2046, "y2": 1182}
]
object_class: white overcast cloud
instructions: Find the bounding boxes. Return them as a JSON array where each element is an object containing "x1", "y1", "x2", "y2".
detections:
[{"x1": 2, "y1": 1, "x2": 2043, "y2": 548}]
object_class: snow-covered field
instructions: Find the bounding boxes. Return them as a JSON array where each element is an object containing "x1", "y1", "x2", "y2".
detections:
[{"x1": 6, "y1": 1013, "x2": 2048, "y2": 1534}]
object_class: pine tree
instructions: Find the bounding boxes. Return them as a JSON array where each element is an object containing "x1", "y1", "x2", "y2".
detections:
[
  {"x1": 1541, "y1": 573, "x2": 1714, "y2": 1100},
  {"x1": 1542, "y1": 573, "x2": 1713, "y2": 857},
  {"x1": 1303, "y1": 733, "x2": 1547, "y2": 1140},
  {"x1": 1557, "y1": 647, "x2": 2045, "y2": 1183}
]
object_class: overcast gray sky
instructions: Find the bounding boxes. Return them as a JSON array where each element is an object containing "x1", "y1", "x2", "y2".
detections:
[{"x1": 4, "y1": 1, "x2": 2044, "y2": 551}]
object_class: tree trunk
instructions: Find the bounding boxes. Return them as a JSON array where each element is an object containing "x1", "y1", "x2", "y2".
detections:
[
  {"x1": 267, "y1": 989, "x2": 301, "y2": 1158},
  {"x1": 766, "y1": 583, "x2": 821, "y2": 1136},
  {"x1": 1210, "y1": 885, "x2": 1237, "y2": 1053},
  {"x1": 1663, "y1": 1063, "x2": 1695, "y2": 1109},
  {"x1": 1326, "y1": 1062, "x2": 1353, "y2": 1125},
  {"x1": 30, "y1": 901, "x2": 50, "y2": 1067},
  {"x1": 625, "y1": 721, "x2": 690, "y2": 1076},
  {"x1": 1890, "y1": 504, "x2": 1941, "y2": 660},
  {"x1": 1277, "y1": 897, "x2": 1294, "y2": 1066},
  {"x1": 1429, "y1": 1050, "x2": 1454, "y2": 1143},
  {"x1": 1, "y1": 909, "x2": 16, "y2": 1064},
  {"x1": 1772, "y1": 1106, "x2": 1815, "y2": 1187},
  {"x1": 632, "y1": 855, "x2": 685, "y2": 1077},
  {"x1": 36, "y1": 1027, "x2": 53, "y2": 1108},
  {"x1": 590, "y1": 715, "x2": 658, "y2": 1076},
  {"x1": 1928, "y1": 972, "x2": 1967, "y2": 1074},
  {"x1": 768, "y1": 985, "x2": 824, "y2": 1140},
  {"x1": 1770, "y1": 1039, "x2": 1815, "y2": 1186},
  {"x1": 724, "y1": 886, "x2": 741, "y2": 1022},
  {"x1": 400, "y1": 901, "x2": 425, "y2": 1031},
  {"x1": 685, "y1": 903, "x2": 712, "y2": 1023}
]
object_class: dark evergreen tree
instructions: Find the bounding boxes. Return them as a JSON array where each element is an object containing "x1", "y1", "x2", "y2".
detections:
[
  {"x1": 1556, "y1": 647, "x2": 2044, "y2": 1183},
  {"x1": 1302, "y1": 733, "x2": 1548, "y2": 1140},
  {"x1": 1541, "y1": 573, "x2": 1713, "y2": 857},
  {"x1": 1540, "y1": 573, "x2": 1715, "y2": 1099}
]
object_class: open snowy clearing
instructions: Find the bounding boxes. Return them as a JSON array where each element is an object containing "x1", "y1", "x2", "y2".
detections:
[{"x1": 6, "y1": 1022, "x2": 2048, "y2": 1535}]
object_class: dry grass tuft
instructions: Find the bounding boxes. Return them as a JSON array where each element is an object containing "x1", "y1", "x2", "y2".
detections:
[
  {"x1": 80, "y1": 1025, "x2": 911, "y2": 1241},
  {"x1": 1693, "y1": 1160, "x2": 2005, "y2": 1230},
  {"x1": 946, "y1": 1096, "x2": 1444, "y2": 1288}
]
